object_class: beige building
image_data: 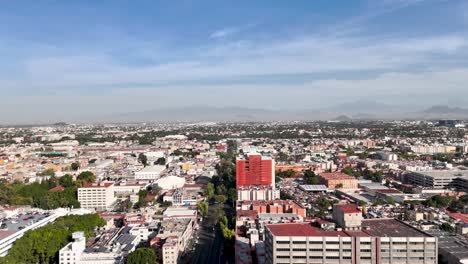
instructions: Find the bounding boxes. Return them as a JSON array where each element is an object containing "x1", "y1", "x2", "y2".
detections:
[
  {"x1": 77, "y1": 183, "x2": 116, "y2": 211},
  {"x1": 237, "y1": 186, "x2": 280, "y2": 201},
  {"x1": 332, "y1": 204, "x2": 363, "y2": 231},
  {"x1": 162, "y1": 237, "x2": 179, "y2": 264}
]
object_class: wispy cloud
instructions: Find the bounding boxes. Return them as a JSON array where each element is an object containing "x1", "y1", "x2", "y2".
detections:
[{"x1": 209, "y1": 23, "x2": 255, "y2": 39}]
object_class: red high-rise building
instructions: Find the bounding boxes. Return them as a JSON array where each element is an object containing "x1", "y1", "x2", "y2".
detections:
[{"x1": 236, "y1": 154, "x2": 275, "y2": 188}]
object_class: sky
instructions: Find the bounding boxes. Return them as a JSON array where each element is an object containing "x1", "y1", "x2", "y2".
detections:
[{"x1": 1, "y1": 0, "x2": 468, "y2": 123}]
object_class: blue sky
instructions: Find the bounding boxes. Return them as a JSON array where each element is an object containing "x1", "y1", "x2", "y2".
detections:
[{"x1": 1, "y1": 0, "x2": 468, "y2": 122}]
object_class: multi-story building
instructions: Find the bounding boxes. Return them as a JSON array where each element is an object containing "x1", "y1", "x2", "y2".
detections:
[
  {"x1": 406, "y1": 171, "x2": 468, "y2": 190},
  {"x1": 317, "y1": 172, "x2": 358, "y2": 189},
  {"x1": 331, "y1": 204, "x2": 362, "y2": 231},
  {"x1": 77, "y1": 183, "x2": 116, "y2": 211},
  {"x1": 59, "y1": 229, "x2": 138, "y2": 264},
  {"x1": 236, "y1": 154, "x2": 275, "y2": 188},
  {"x1": 265, "y1": 219, "x2": 437, "y2": 264},
  {"x1": 162, "y1": 236, "x2": 179, "y2": 264},
  {"x1": 237, "y1": 200, "x2": 306, "y2": 219},
  {"x1": 237, "y1": 185, "x2": 280, "y2": 201}
]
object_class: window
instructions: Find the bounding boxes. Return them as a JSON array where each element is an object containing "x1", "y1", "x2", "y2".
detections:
[
  {"x1": 277, "y1": 241, "x2": 290, "y2": 244},
  {"x1": 309, "y1": 248, "x2": 322, "y2": 251},
  {"x1": 293, "y1": 248, "x2": 307, "y2": 251},
  {"x1": 292, "y1": 241, "x2": 306, "y2": 244},
  {"x1": 309, "y1": 241, "x2": 323, "y2": 244},
  {"x1": 327, "y1": 256, "x2": 340, "y2": 259},
  {"x1": 277, "y1": 248, "x2": 290, "y2": 251}
]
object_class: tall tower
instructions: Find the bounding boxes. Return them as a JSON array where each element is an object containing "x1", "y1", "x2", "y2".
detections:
[{"x1": 236, "y1": 153, "x2": 275, "y2": 188}]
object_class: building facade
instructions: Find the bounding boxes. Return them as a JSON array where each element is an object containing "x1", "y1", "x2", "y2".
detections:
[
  {"x1": 77, "y1": 183, "x2": 116, "y2": 211},
  {"x1": 236, "y1": 154, "x2": 275, "y2": 188},
  {"x1": 264, "y1": 220, "x2": 438, "y2": 264}
]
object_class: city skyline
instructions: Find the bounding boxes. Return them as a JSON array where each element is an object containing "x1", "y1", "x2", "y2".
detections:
[{"x1": 2, "y1": 0, "x2": 468, "y2": 123}]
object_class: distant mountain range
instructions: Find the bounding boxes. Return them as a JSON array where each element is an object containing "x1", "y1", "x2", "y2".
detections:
[
  {"x1": 3, "y1": 102, "x2": 467, "y2": 126},
  {"x1": 104, "y1": 103, "x2": 468, "y2": 122}
]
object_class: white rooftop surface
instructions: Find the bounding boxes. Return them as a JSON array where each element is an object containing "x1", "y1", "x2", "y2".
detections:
[
  {"x1": 137, "y1": 165, "x2": 166, "y2": 173},
  {"x1": 155, "y1": 176, "x2": 185, "y2": 189},
  {"x1": 299, "y1": 185, "x2": 328, "y2": 191},
  {"x1": 414, "y1": 170, "x2": 468, "y2": 178},
  {"x1": 163, "y1": 207, "x2": 197, "y2": 217}
]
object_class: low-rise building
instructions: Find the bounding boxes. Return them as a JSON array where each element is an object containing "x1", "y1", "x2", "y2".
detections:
[
  {"x1": 134, "y1": 165, "x2": 166, "y2": 180},
  {"x1": 317, "y1": 172, "x2": 358, "y2": 189}
]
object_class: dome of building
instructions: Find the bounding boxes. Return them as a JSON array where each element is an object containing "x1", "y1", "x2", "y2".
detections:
[{"x1": 155, "y1": 176, "x2": 185, "y2": 190}]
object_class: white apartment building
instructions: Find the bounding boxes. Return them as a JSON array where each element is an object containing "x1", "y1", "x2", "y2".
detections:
[
  {"x1": 78, "y1": 183, "x2": 116, "y2": 211},
  {"x1": 157, "y1": 218, "x2": 194, "y2": 264},
  {"x1": 162, "y1": 237, "x2": 179, "y2": 264},
  {"x1": 59, "y1": 231, "x2": 138, "y2": 264},
  {"x1": 134, "y1": 165, "x2": 166, "y2": 180},
  {"x1": 237, "y1": 186, "x2": 280, "y2": 202}
]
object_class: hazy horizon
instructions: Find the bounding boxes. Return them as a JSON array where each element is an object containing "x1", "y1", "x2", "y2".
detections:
[{"x1": 2, "y1": 0, "x2": 468, "y2": 123}]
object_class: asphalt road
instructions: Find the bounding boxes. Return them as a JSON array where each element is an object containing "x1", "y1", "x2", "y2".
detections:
[{"x1": 187, "y1": 204, "x2": 225, "y2": 264}]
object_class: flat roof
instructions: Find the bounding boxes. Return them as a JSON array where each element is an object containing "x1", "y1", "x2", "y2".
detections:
[
  {"x1": 335, "y1": 204, "x2": 361, "y2": 214},
  {"x1": 412, "y1": 170, "x2": 468, "y2": 178},
  {"x1": 267, "y1": 219, "x2": 429, "y2": 238},
  {"x1": 448, "y1": 213, "x2": 468, "y2": 223},
  {"x1": 361, "y1": 219, "x2": 430, "y2": 237},
  {"x1": 299, "y1": 185, "x2": 328, "y2": 191},
  {"x1": 319, "y1": 172, "x2": 357, "y2": 181},
  {"x1": 266, "y1": 223, "x2": 348, "y2": 237}
]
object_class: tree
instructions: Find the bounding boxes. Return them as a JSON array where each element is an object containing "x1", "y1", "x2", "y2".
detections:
[
  {"x1": 1, "y1": 214, "x2": 105, "y2": 263},
  {"x1": 172, "y1": 149, "x2": 183, "y2": 156},
  {"x1": 206, "y1": 183, "x2": 215, "y2": 199},
  {"x1": 70, "y1": 162, "x2": 80, "y2": 171},
  {"x1": 138, "y1": 153, "x2": 148, "y2": 167},
  {"x1": 215, "y1": 194, "x2": 227, "y2": 204},
  {"x1": 198, "y1": 201, "x2": 209, "y2": 217},
  {"x1": 154, "y1": 157, "x2": 166, "y2": 165},
  {"x1": 441, "y1": 222, "x2": 454, "y2": 233},
  {"x1": 216, "y1": 184, "x2": 227, "y2": 195},
  {"x1": 138, "y1": 190, "x2": 149, "y2": 206},
  {"x1": 278, "y1": 152, "x2": 289, "y2": 162},
  {"x1": 126, "y1": 248, "x2": 156, "y2": 264},
  {"x1": 227, "y1": 188, "x2": 237, "y2": 203},
  {"x1": 77, "y1": 171, "x2": 96, "y2": 184},
  {"x1": 39, "y1": 168, "x2": 55, "y2": 177},
  {"x1": 342, "y1": 166, "x2": 357, "y2": 177},
  {"x1": 386, "y1": 197, "x2": 396, "y2": 206},
  {"x1": 59, "y1": 174, "x2": 74, "y2": 188},
  {"x1": 335, "y1": 183, "x2": 344, "y2": 189}
]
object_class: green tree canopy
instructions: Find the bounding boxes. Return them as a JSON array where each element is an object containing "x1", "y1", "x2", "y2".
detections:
[
  {"x1": 126, "y1": 248, "x2": 156, "y2": 264},
  {"x1": 77, "y1": 171, "x2": 96, "y2": 184}
]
